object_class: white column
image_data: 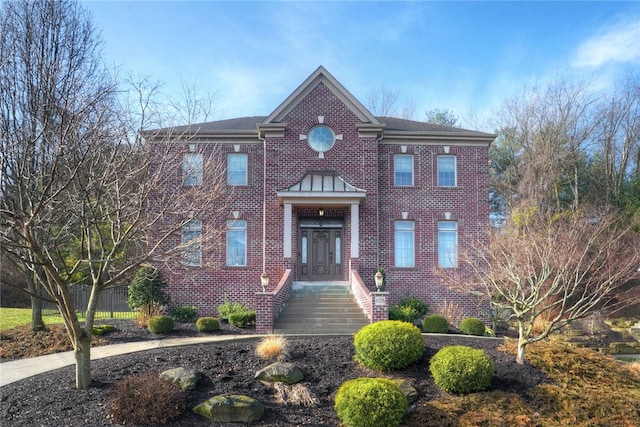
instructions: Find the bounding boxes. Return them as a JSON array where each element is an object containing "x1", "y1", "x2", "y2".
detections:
[
  {"x1": 283, "y1": 203, "x2": 292, "y2": 258},
  {"x1": 351, "y1": 203, "x2": 359, "y2": 258}
]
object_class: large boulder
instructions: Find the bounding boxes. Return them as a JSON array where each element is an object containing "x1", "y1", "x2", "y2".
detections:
[
  {"x1": 159, "y1": 367, "x2": 201, "y2": 390},
  {"x1": 193, "y1": 394, "x2": 264, "y2": 423},
  {"x1": 255, "y1": 362, "x2": 304, "y2": 384}
]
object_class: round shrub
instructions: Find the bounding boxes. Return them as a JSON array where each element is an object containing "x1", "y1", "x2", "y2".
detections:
[
  {"x1": 195, "y1": 317, "x2": 220, "y2": 332},
  {"x1": 170, "y1": 305, "x2": 198, "y2": 323},
  {"x1": 147, "y1": 315, "x2": 174, "y2": 334},
  {"x1": 388, "y1": 305, "x2": 420, "y2": 323},
  {"x1": 422, "y1": 314, "x2": 449, "y2": 333},
  {"x1": 429, "y1": 345, "x2": 495, "y2": 394},
  {"x1": 459, "y1": 318, "x2": 486, "y2": 336},
  {"x1": 334, "y1": 377, "x2": 408, "y2": 427},
  {"x1": 354, "y1": 320, "x2": 424, "y2": 371}
]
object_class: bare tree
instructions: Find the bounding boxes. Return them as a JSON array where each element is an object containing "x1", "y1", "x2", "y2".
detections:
[
  {"x1": 366, "y1": 85, "x2": 416, "y2": 119},
  {"x1": 439, "y1": 207, "x2": 640, "y2": 364},
  {"x1": 0, "y1": 0, "x2": 228, "y2": 389}
]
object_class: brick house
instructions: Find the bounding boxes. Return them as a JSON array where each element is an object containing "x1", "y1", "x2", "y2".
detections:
[{"x1": 146, "y1": 66, "x2": 495, "y2": 333}]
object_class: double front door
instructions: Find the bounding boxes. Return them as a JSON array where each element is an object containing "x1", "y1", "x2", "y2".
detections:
[{"x1": 299, "y1": 219, "x2": 343, "y2": 280}]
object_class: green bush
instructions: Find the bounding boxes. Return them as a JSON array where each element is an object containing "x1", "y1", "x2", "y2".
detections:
[
  {"x1": 422, "y1": 314, "x2": 449, "y2": 333},
  {"x1": 217, "y1": 300, "x2": 250, "y2": 321},
  {"x1": 334, "y1": 377, "x2": 408, "y2": 427},
  {"x1": 147, "y1": 315, "x2": 174, "y2": 334},
  {"x1": 128, "y1": 266, "x2": 170, "y2": 311},
  {"x1": 170, "y1": 305, "x2": 198, "y2": 323},
  {"x1": 196, "y1": 317, "x2": 220, "y2": 332},
  {"x1": 92, "y1": 324, "x2": 116, "y2": 336},
  {"x1": 388, "y1": 305, "x2": 420, "y2": 323},
  {"x1": 398, "y1": 297, "x2": 429, "y2": 317},
  {"x1": 108, "y1": 372, "x2": 186, "y2": 425},
  {"x1": 459, "y1": 318, "x2": 486, "y2": 336},
  {"x1": 429, "y1": 345, "x2": 495, "y2": 394},
  {"x1": 228, "y1": 310, "x2": 256, "y2": 328},
  {"x1": 354, "y1": 320, "x2": 424, "y2": 371}
]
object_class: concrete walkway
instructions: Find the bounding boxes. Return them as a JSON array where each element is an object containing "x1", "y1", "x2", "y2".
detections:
[{"x1": 0, "y1": 334, "x2": 260, "y2": 387}]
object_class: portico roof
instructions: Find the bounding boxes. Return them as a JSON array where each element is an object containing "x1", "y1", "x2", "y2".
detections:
[{"x1": 276, "y1": 171, "x2": 366, "y2": 205}]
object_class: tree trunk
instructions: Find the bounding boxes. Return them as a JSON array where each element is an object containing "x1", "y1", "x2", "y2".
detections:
[
  {"x1": 516, "y1": 339, "x2": 527, "y2": 365},
  {"x1": 74, "y1": 335, "x2": 92, "y2": 389},
  {"x1": 30, "y1": 294, "x2": 44, "y2": 333}
]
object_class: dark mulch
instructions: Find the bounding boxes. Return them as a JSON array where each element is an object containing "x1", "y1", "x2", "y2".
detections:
[{"x1": 0, "y1": 320, "x2": 548, "y2": 426}]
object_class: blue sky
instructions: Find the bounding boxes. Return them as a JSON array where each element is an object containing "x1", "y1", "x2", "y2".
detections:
[{"x1": 83, "y1": 1, "x2": 640, "y2": 130}]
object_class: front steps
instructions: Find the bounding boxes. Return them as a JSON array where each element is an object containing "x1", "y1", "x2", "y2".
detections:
[{"x1": 273, "y1": 281, "x2": 370, "y2": 335}]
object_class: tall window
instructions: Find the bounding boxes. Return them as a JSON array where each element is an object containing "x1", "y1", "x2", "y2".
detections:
[
  {"x1": 227, "y1": 153, "x2": 248, "y2": 185},
  {"x1": 183, "y1": 153, "x2": 203, "y2": 186},
  {"x1": 181, "y1": 220, "x2": 202, "y2": 266},
  {"x1": 438, "y1": 221, "x2": 458, "y2": 268},
  {"x1": 437, "y1": 155, "x2": 456, "y2": 187},
  {"x1": 394, "y1": 221, "x2": 415, "y2": 267},
  {"x1": 394, "y1": 154, "x2": 414, "y2": 186},
  {"x1": 226, "y1": 220, "x2": 247, "y2": 266}
]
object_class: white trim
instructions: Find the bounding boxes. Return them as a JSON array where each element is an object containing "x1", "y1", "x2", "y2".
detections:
[
  {"x1": 284, "y1": 203, "x2": 292, "y2": 258},
  {"x1": 351, "y1": 203, "x2": 359, "y2": 258}
]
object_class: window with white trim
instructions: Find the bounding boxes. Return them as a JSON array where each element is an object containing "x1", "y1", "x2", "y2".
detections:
[
  {"x1": 181, "y1": 220, "x2": 202, "y2": 266},
  {"x1": 437, "y1": 155, "x2": 456, "y2": 187},
  {"x1": 227, "y1": 153, "x2": 248, "y2": 185},
  {"x1": 438, "y1": 221, "x2": 458, "y2": 268},
  {"x1": 394, "y1": 220, "x2": 415, "y2": 267},
  {"x1": 394, "y1": 154, "x2": 414, "y2": 186},
  {"x1": 226, "y1": 219, "x2": 247, "y2": 266},
  {"x1": 182, "y1": 153, "x2": 203, "y2": 186}
]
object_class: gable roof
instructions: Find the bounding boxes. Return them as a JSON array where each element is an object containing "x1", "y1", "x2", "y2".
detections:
[{"x1": 264, "y1": 66, "x2": 380, "y2": 125}]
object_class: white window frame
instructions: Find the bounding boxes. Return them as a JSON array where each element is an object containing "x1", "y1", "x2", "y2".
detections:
[
  {"x1": 227, "y1": 153, "x2": 248, "y2": 186},
  {"x1": 437, "y1": 155, "x2": 456, "y2": 187},
  {"x1": 226, "y1": 219, "x2": 247, "y2": 266},
  {"x1": 438, "y1": 221, "x2": 458, "y2": 268},
  {"x1": 181, "y1": 220, "x2": 202, "y2": 267},
  {"x1": 183, "y1": 153, "x2": 203, "y2": 186},
  {"x1": 394, "y1": 220, "x2": 415, "y2": 268},
  {"x1": 394, "y1": 154, "x2": 414, "y2": 186}
]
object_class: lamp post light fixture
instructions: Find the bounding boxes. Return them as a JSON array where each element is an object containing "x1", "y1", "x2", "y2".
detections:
[
  {"x1": 260, "y1": 273, "x2": 269, "y2": 292},
  {"x1": 319, "y1": 208, "x2": 324, "y2": 217},
  {"x1": 374, "y1": 271, "x2": 384, "y2": 291}
]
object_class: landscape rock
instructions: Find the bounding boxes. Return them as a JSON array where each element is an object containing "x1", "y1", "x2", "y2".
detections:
[
  {"x1": 391, "y1": 378, "x2": 418, "y2": 402},
  {"x1": 193, "y1": 394, "x2": 264, "y2": 423},
  {"x1": 159, "y1": 367, "x2": 201, "y2": 390},
  {"x1": 255, "y1": 361, "x2": 304, "y2": 384}
]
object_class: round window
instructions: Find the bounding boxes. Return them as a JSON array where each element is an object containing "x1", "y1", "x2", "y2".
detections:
[{"x1": 307, "y1": 125, "x2": 335, "y2": 153}]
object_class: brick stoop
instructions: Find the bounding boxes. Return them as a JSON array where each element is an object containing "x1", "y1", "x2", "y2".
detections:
[{"x1": 273, "y1": 281, "x2": 370, "y2": 335}]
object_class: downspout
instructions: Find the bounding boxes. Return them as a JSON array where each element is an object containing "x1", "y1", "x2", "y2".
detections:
[
  {"x1": 258, "y1": 128, "x2": 267, "y2": 277},
  {"x1": 375, "y1": 130, "x2": 384, "y2": 269}
]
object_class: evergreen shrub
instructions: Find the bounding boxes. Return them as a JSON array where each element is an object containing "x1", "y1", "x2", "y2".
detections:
[
  {"x1": 217, "y1": 301, "x2": 249, "y2": 321},
  {"x1": 170, "y1": 305, "x2": 199, "y2": 323},
  {"x1": 354, "y1": 320, "x2": 424, "y2": 371},
  {"x1": 334, "y1": 377, "x2": 408, "y2": 427},
  {"x1": 228, "y1": 310, "x2": 256, "y2": 328},
  {"x1": 459, "y1": 318, "x2": 486, "y2": 336},
  {"x1": 429, "y1": 345, "x2": 494, "y2": 394},
  {"x1": 195, "y1": 317, "x2": 220, "y2": 332},
  {"x1": 147, "y1": 315, "x2": 174, "y2": 334},
  {"x1": 422, "y1": 314, "x2": 449, "y2": 333}
]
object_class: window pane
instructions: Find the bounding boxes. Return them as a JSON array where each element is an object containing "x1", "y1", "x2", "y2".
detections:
[
  {"x1": 183, "y1": 153, "x2": 203, "y2": 186},
  {"x1": 394, "y1": 155, "x2": 413, "y2": 186},
  {"x1": 438, "y1": 221, "x2": 458, "y2": 268},
  {"x1": 437, "y1": 155, "x2": 456, "y2": 187},
  {"x1": 226, "y1": 220, "x2": 247, "y2": 266},
  {"x1": 181, "y1": 220, "x2": 202, "y2": 266},
  {"x1": 227, "y1": 153, "x2": 248, "y2": 185},
  {"x1": 394, "y1": 221, "x2": 415, "y2": 267},
  {"x1": 335, "y1": 237, "x2": 341, "y2": 264}
]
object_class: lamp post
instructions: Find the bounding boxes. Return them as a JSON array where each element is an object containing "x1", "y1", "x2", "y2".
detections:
[
  {"x1": 374, "y1": 271, "x2": 384, "y2": 291},
  {"x1": 260, "y1": 273, "x2": 269, "y2": 292}
]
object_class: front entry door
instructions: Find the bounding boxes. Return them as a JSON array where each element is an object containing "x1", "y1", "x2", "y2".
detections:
[{"x1": 299, "y1": 219, "x2": 342, "y2": 280}]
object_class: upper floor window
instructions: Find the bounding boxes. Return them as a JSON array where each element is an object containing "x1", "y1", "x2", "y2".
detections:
[
  {"x1": 183, "y1": 153, "x2": 203, "y2": 186},
  {"x1": 227, "y1": 153, "x2": 248, "y2": 186},
  {"x1": 181, "y1": 220, "x2": 202, "y2": 266},
  {"x1": 438, "y1": 221, "x2": 458, "y2": 268},
  {"x1": 394, "y1": 220, "x2": 415, "y2": 268},
  {"x1": 226, "y1": 219, "x2": 247, "y2": 266},
  {"x1": 437, "y1": 155, "x2": 456, "y2": 187},
  {"x1": 394, "y1": 154, "x2": 414, "y2": 186}
]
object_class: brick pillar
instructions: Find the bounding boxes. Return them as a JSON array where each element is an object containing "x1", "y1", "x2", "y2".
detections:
[
  {"x1": 370, "y1": 291, "x2": 389, "y2": 323},
  {"x1": 255, "y1": 291, "x2": 273, "y2": 334}
]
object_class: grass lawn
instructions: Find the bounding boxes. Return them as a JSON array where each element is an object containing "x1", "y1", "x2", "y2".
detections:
[{"x1": 0, "y1": 307, "x2": 136, "y2": 330}]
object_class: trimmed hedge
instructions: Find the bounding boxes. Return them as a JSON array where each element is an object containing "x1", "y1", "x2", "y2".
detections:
[
  {"x1": 459, "y1": 318, "x2": 486, "y2": 336},
  {"x1": 228, "y1": 310, "x2": 256, "y2": 328},
  {"x1": 195, "y1": 317, "x2": 220, "y2": 332},
  {"x1": 334, "y1": 377, "x2": 408, "y2": 427},
  {"x1": 429, "y1": 345, "x2": 495, "y2": 394},
  {"x1": 422, "y1": 314, "x2": 449, "y2": 333},
  {"x1": 147, "y1": 315, "x2": 174, "y2": 334},
  {"x1": 354, "y1": 320, "x2": 424, "y2": 371}
]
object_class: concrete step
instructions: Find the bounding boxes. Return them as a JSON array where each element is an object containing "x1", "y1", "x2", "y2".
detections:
[{"x1": 274, "y1": 281, "x2": 370, "y2": 335}]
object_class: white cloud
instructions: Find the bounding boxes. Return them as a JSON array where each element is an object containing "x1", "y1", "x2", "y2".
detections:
[{"x1": 572, "y1": 18, "x2": 640, "y2": 68}]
